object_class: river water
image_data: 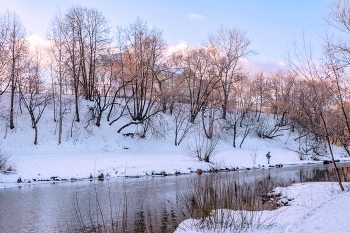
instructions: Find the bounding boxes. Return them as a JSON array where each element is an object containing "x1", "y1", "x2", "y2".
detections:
[{"x1": 0, "y1": 162, "x2": 349, "y2": 233}]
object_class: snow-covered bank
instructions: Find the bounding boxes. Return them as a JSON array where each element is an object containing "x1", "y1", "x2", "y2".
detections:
[
  {"x1": 1, "y1": 131, "x2": 348, "y2": 188},
  {"x1": 175, "y1": 182, "x2": 350, "y2": 233},
  {"x1": 0, "y1": 95, "x2": 350, "y2": 187}
]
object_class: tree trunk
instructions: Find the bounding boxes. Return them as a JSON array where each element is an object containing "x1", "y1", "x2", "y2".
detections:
[
  {"x1": 162, "y1": 100, "x2": 167, "y2": 113},
  {"x1": 190, "y1": 114, "x2": 196, "y2": 124},
  {"x1": 75, "y1": 91, "x2": 80, "y2": 122},
  {"x1": 96, "y1": 114, "x2": 102, "y2": 127},
  {"x1": 169, "y1": 101, "x2": 174, "y2": 115},
  {"x1": 320, "y1": 113, "x2": 344, "y2": 191},
  {"x1": 222, "y1": 89, "x2": 228, "y2": 120},
  {"x1": 10, "y1": 58, "x2": 15, "y2": 129},
  {"x1": 117, "y1": 121, "x2": 139, "y2": 133},
  {"x1": 9, "y1": 83, "x2": 15, "y2": 129},
  {"x1": 34, "y1": 124, "x2": 38, "y2": 145},
  {"x1": 233, "y1": 121, "x2": 237, "y2": 148}
]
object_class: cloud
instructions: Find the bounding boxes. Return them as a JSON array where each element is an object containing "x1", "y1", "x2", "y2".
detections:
[
  {"x1": 28, "y1": 35, "x2": 49, "y2": 49},
  {"x1": 240, "y1": 58, "x2": 288, "y2": 74},
  {"x1": 187, "y1": 13, "x2": 204, "y2": 20},
  {"x1": 167, "y1": 41, "x2": 189, "y2": 55},
  {"x1": 278, "y1": 61, "x2": 286, "y2": 66}
]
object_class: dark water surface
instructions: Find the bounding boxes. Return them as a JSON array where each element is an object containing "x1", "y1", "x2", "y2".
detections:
[{"x1": 0, "y1": 162, "x2": 349, "y2": 232}]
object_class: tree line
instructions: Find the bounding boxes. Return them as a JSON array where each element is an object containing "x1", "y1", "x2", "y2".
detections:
[{"x1": 1, "y1": 2, "x2": 350, "y2": 174}]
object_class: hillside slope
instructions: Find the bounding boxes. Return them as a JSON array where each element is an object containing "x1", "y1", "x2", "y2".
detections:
[{"x1": 0, "y1": 94, "x2": 349, "y2": 186}]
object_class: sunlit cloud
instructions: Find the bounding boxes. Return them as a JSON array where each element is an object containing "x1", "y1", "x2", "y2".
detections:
[
  {"x1": 28, "y1": 35, "x2": 49, "y2": 49},
  {"x1": 240, "y1": 58, "x2": 288, "y2": 74},
  {"x1": 278, "y1": 61, "x2": 286, "y2": 66},
  {"x1": 187, "y1": 13, "x2": 204, "y2": 20},
  {"x1": 167, "y1": 41, "x2": 189, "y2": 55}
]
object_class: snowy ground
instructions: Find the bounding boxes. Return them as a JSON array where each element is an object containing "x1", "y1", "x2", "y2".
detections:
[
  {"x1": 175, "y1": 182, "x2": 350, "y2": 233},
  {"x1": 0, "y1": 95, "x2": 349, "y2": 189},
  {"x1": 1, "y1": 96, "x2": 350, "y2": 233},
  {"x1": 1, "y1": 124, "x2": 347, "y2": 189}
]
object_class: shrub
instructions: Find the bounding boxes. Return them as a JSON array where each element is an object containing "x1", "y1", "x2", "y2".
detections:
[
  {"x1": 0, "y1": 149, "x2": 15, "y2": 171},
  {"x1": 97, "y1": 173, "x2": 104, "y2": 180},
  {"x1": 176, "y1": 172, "x2": 291, "y2": 232},
  {"x1": 187, "y1": 133, "x2": 219, "y2": 163}
]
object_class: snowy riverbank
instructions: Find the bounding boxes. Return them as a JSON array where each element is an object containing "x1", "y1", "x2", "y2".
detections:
[
  {"x1": 1, "y1": 130, "x2": 349, "y2": 189},
  {"x1": 1, "y1": 121, "x2": 350, "y2": 188},
  {"x1": 175, "y1": 182, "x2": 350, "y2": 233},
  {"x1": 0, "y1": 95, "x2": 349, "y2": 188}
]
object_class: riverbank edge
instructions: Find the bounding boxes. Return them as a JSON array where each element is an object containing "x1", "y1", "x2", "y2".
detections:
[{"x1": 1, "y1": 159, "x2": 350, "y2": 190}]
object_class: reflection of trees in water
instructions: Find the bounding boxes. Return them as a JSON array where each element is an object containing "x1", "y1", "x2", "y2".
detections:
[
  {"x1": 72, "y1": 165, "x2": 350, "y2": 232},
  {"x1": 130, "y1": 165, "x2": 350, "y2": 232},
  {"x1": 134, "y1": 206, "x2": 146, "y2": 232},
  {"x1": 132, "y1": 204, "x2": 179, "y2": 232},
  {"x1": 298, "y1": 166, "x2": 350, "y2": 182}
]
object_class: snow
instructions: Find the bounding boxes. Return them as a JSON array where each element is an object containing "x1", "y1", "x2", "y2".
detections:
[
  {"x1": 175, "y1": 182, "x2": 350, "y2": 233},
  {"x1": 0, "y1": 95, "x2": 350, "y2": 232},
  {"x1": 0, "y1": 94, "x2": 349, "y2": 188}
]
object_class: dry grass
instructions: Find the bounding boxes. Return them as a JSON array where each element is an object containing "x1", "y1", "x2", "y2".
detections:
[
  {"x1": 67, "y1": 171, "x2": 294, "y2": 233},
  {"x1": 176, "y1": 171, "x2": 292, "y2": 232}
]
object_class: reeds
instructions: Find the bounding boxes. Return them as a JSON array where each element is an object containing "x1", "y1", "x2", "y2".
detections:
[
  {"x1": 68, "y1": 171, "x2": 294, "y2": 233},
  {"x1": 176, "y1": 171, "x2": 293, "y2": 232}
]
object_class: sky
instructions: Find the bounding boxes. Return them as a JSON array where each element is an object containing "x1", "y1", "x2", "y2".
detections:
[{"x1": 0, "y1": 0, "x2": 330, "y2": 73}]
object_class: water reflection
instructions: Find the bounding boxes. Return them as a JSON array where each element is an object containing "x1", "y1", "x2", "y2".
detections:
[
  {"x1": 0, "y1": 162, "x2": 349, "y2": 232},
  {"x1": 299, "y1": 166, "x2": 350, "y2": 182}
]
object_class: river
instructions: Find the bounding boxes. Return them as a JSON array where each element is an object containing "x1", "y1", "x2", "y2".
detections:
[{"x1": 1, "y1": 162, "x2": 349, "y2": 233}]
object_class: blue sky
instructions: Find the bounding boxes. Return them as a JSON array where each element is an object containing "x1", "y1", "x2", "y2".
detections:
[{"x1": 0, "y1": 0, "x2": 330, "y2": 72}]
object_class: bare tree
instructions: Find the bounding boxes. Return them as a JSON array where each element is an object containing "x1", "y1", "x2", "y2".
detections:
[
  {"x1": 60, "y1": 7, "x2": 82, "y2": 122},
  {"x1": 324, "y1": 0, "x2": 350, "y2": 156},
  {"x1": 287, "y1": 36, "x2": 345, "y2": 191},
  {"x1": 201, "y1": 90, "x2": 222, "y2": 139},
  {"x1": 106, "y1": 27, "x2": 128, "y2": 124},
  {"x1": 49, "y1": 6, "x2": 110, "y2": 124},
  {"x1": 239, "y1": 114, "x2": 255, "y2": 148},
  {"x1": 182, "y1": 47, "x2": 220, "y2": 123},
  {"x1": 75, "y1": 6, "x2": 110, "y2": 101},
  {"x1": 0, "y1": 13, "x2": 11, "y2": 95},
  {"x1": 47, "y1": 13, "x2": 65, "y2": 144},
  {"x1": 116, "y1": 19, "x2": 165, "y2": 136},
  {"x1": 7, "y1": 12, "x2": 29, "y2": 129},
  {"x1": 187, "y1": 128, "x2": 219, "y2": 163},
  {"x1": 205, "y1": 26, "x2": 254, "y2": 119},
  {"x1": 250, "y1": 72, "x2": 269, "y2": 122},
  {"x1": 326, "y1": 0, "x2": 350, "y2": 68},
  {"x1": 93, "y1": 51, "x2": 122, "y2": 126},
  {"x1": 18, "y1": 44, "x2": 51, "y2": 145},
  {"x1": 172, "y1": 103, "x2": 193, "y2": 146},
  {"x1": 45, "y1": 45, "x2": 57, "y2": 122},
  {"x1": 152, "y1": 52, "x2": 184, "y2": 114},
  {"x1": 226, "y1": 110, "x2": 240, "y2": 148}
]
